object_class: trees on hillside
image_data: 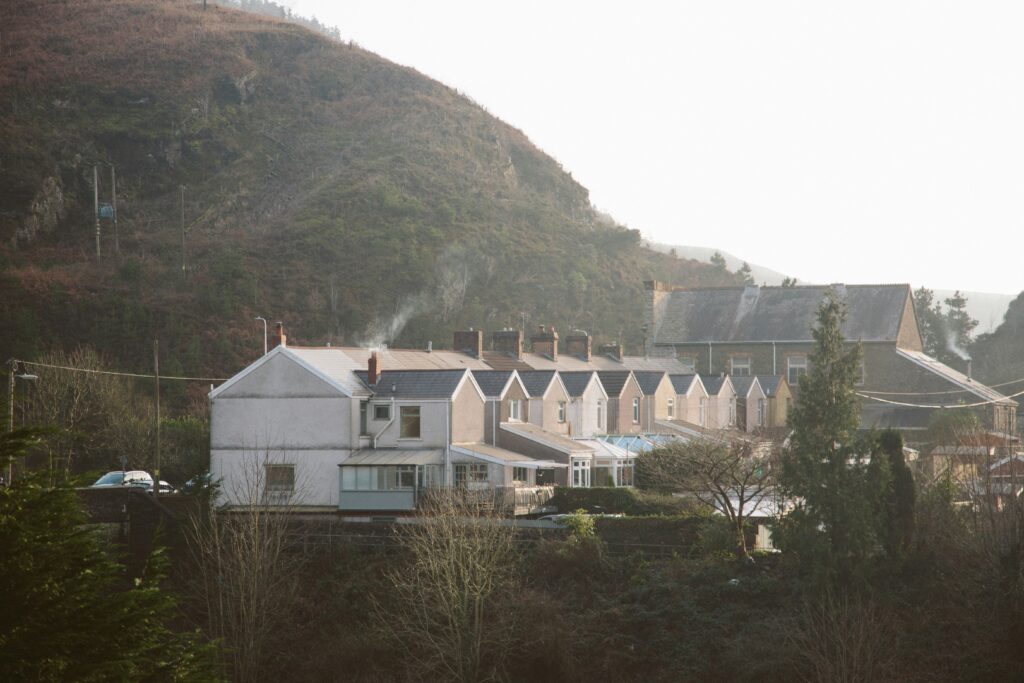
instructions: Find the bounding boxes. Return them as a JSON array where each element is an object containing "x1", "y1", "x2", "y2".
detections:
[
  {"x1": 0, "y1": 426, "x2": 218, "y2": 680},
  {"x1": 913, "y1": 287, "x2": 979, "y2": 367}
]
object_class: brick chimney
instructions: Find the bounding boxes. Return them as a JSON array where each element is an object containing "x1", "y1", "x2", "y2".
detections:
[
  {"x1": 368, "y1": 350, "x2": 380, "y2": 386},
  {"x1": 271, "y1": 321, "x2": 287, "y2": 348},
  {"x1": 566, "y1": 330, "x2": 592, "y2": 362},
  {"x1": 531, "y1": 324, "x2": 559, "y2": 360},
  {"x1": 492, "y1": 329, "x2": 523, "y2": 359},
  {"x1": 598, "y1": 342, "x2": 623, "y2": 360},
  {"x1": 453, "y1": 328, "x2": 483, "y2": 358}
]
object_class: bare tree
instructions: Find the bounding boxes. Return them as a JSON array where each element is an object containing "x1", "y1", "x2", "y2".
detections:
[
  {"x1": 373, "y1": 491, "x2": 518, "y2": 682},
  {"x1": 185, "y1": 450, "x2": 307, "y2": 682},
  {"x1": 786, "y1": 591, "x2": 900, "y2": 683},
  {"x1": 639, "y1": 438, "x2": 777, "y2": 558}
]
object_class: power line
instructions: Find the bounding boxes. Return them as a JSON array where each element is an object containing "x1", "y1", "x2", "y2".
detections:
[
  {"x1": 859, "y1": 376, "x2": 1024, "y2": 396},
  {"x1": 19, "y1": 359, "x2": 227, "y2": 382},
  {"x1": 856, "y1": 387, "x2": 1024, "y2": 410}
]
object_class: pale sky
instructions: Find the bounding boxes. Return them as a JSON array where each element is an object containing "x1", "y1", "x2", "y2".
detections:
[{"x1": 283, "y1": 1, "x2": 1023, "y2": 295}]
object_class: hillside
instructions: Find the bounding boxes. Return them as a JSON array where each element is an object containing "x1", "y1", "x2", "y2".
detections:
[
  {"x1": 0, "y1": 0, "x2": 740, "y2": 392},
  {"x1": 972, "y1": 291, "x2": 1024, "y2": 390}
]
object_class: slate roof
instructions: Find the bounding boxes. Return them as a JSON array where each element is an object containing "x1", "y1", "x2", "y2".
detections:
[
  {"x1": 273, "y1": 347, "x2": 371, "y2": 397},
  {"x1": 701, "y1": 375, "x2": 730, "y2": 396},
  {"x1": 597, "y1": 371, "x2": 633, "y2": 397},
  {"x1": 756, "y1": 375, "x2": 783, "y2": 397},
  {"x1": 894, "y1": 349, "x2": 1015, "y2": 405},
  {"x1": 559, "y1": 371, "x2": 597, "y2": 398},
  {"x1": 669, "y1": 374, "x2": 699, "y2": 394},
  {"x1": 730, "y1": 375, "x2": 762, "y2": 397},
  {"x1": 653, "y1": 284, "x2": 912, "y2": 344},
  {"x1": 355, "y1": 369, "x2": 469, "y2": 399},
  {"x1": 470, "y1": 370, "x2": 516, "y2": 398},
  {"x1": 518, "y1": 371, "x2": 558, "y2": 398},
  {"x1": 632, "y1": 370, "x2": 668, "y2": 396}
]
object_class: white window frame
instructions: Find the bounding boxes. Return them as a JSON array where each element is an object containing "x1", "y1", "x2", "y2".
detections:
[
  {"x1": 508, "y1": 399, "x2": 522, "y2": 421},
  {"x1": 667, "y1": 398, "x2": 675, "y2": 419},
  {"x1": 571, "y1": 458, "x2": 591, "y2": 488},
  {"x1": 557, "y1": 401, "x2": 567, "y2": 423},
  {"x1": 699, "y1": 397, "x2": 707, "y2": 427},
  {"x1": 454, "y1": 463, "x2": 488, "y2": 486},
  {"x1": 399, "y1": 405, "x2": 421, "y2": 439},
  {"x1": 730, "y1": 355, "x2": 752, "y2": 376},
  {"x1": 596, "y1": 400, "x2": 605, "y2": 430},
  {"x1": 787, "y1": 355, "x2": 808, "y2": 386},
  {"x1": 512, "y1": 466, "x2": 529, "y2": 483},
  {"x1": 632, "y1": 397, "x2": 640, "y2": 424},
  {"x1": 373, "y1": 403, "x2": 391, "y2": 421}
]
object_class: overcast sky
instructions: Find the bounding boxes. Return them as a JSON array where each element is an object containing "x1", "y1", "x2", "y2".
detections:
[{"x1": 283, "y1": 1, "x2": 1023, "y2": 295}]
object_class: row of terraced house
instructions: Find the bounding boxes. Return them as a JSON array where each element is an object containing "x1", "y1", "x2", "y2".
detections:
[{"x1": 210, "y1": 283, "x2": 1016, "y2": 515}]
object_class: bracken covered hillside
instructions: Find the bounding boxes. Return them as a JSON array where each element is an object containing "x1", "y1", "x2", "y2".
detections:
[{"x1": 0, "y1": 0, "x2": 739, "y2": 391}]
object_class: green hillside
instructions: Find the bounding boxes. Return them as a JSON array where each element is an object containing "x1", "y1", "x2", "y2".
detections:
[{"x1": 0, "y1": 0, "x2": 740, "y2": 393}]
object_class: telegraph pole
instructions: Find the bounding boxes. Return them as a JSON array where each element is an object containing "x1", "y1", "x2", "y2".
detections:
[
  {"x1": 180, "y1": 185, "x2": 186, "y2": 276},
  {"x1": 6, "y1": 359, "x2": 14, "y2": 484},
  {"x1": 153, "y1": 340, "x2": 161, "y2": 498},
  {"x1": 111, "y1": 165, "x2": 118, "y2": 257},
  {"x1": 93, "y1": 165, "x2": 101, "y2": 260}
]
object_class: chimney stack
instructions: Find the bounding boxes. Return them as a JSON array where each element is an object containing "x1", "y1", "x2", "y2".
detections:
[
  {"x1": 368, "y1": 350, "x2": 380, "y2": 386},
  {"x1": 566, "y1": 330, "x2": 592, "y2": 362},
  {"x1": 531, "y1": 325, "x2": 559, "y2": 360},
  {"x1": 453, "y1": 328, "x2": 483, "y2": 358},
  {"x1": 598, "y1": 342, "x2": 623, "y2": 361},
  {"x1": 271, "y1": 321, "x2": 287, "y2": 348},
  {"x1": 492, "y1": 328, "x2": 523, "y2": 359}
]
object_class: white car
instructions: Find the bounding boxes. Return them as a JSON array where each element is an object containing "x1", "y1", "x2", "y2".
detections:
[{"x1": 91, "y1": 470, "x2": 154, "y2": 489}]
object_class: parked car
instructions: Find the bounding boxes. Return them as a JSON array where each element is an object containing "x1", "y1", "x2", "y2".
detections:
[
  {"x1": 182, "y1": 472, "x2": 215, "y2": 495},
  {"x1": 91, "y1": 470, "x2": 153, "y2": 489},
  {"x1": 142, "y1": 480, "x2": 177, "y2": 495}
]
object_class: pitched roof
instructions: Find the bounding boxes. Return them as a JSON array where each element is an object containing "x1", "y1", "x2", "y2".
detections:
[
  {"x1": 632, "y1": 370, "x2": 668, "y2": 396},
  {"x1": 518, "y1": 370, "x2": 558, "y2": 398},
  {"x1": 470, "y1": 370, "x2": 516, "y2": 398},
  {"x1": 559, "y1": 371, "x2": 597, "y2": 398},
  {"x1": 596, "y1": 371, "x2": 634, "y2": 397},
  {"x1": 336, "y1": 346, "x2": 491, "y2": 370},
  {"x1": 355, "y1": 369, "x2": 471, "y2": 399},
  {"x1": 653, "y1": 284, "x2": 912, "y2": 344},
  {"x1": 286, "y1": 347, "x2": 373, "y2": 397},
  {"x1": 894, "y1": 349, "x2": 1015, "y2": 405},
  {"x1": 669, "y1": 374, "x2": 699, "y2": 394},
  {"x1": 730, "y1": 375, "x2": 762, "y2": 397},
  {"x1": 755, "y1": 375, "x2": 783, "y2": 397},
  {"x1": 701, "y1": 375, "x2": 733, "y2": 396}
]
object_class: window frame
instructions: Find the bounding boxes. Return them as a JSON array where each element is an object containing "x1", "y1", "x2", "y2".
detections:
[
  {"x1": 632, "y1": 397, "x2": 640, "y2": 424},
  {"x1": 730, "y1": 355, "x2": 752, "y2": 376},
  {"x1": 264, "y1": 464, "x2": 295, "y2": 494},
  {"x1": 508, "y1": 399, "x2": 521, "y2": 422},
  {"x1": 373, "y1": 403, "x2": 391, "y2": 421},
  {"x1": 557, "y1": 401, "x2": 567, "y2": 423},
  {"x1": 512, "y1": 466, "x2": 529, "y2": 483},
  {"x1": 787, "y1": 355, "x2": 808, "y2": 386},
  {"x1": 399, "y1": 405, "x2": 421, "y2": 439},
  {"x1": 667, "y1": 397, "x2": 675, "y2": 419}
]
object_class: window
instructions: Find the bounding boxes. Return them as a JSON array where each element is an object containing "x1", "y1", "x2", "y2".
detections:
[
  {"x1": 513, "y1": 466, "x2": 529, "y2": 483},
  {"x1": 787, "y1": 356, "x2": 807, "y2": 385},
  {"x1": 679, "y1": 356, "x2": 696, "y2": 374},
  {"x1": 757, "y1": 398, "x2": 766, "y2": 426},
  {"x1": 265, "y1": 465, "x2": 295, "y2": 493},
  {"x1": 728, "y1": 399, "x2": 736, "y2": 426},
  {"x1": 508, "y1": 399, "x2": 521, "y2": 421},
  {"x1": 730, "y1": 355, "x2": 751, "y2": 376},
  {"x1": 341, "y1": 465, "x2": 417, "y2": 491},
  {"x1": 373, "y1": 403, "x2": 391, "y2": 420},
  {"x1": 557, "y1": 401, "x2": 567, "y2": 423},
  {"x1": 667, "y1": 398, "x2": 675, "y2": 419},
  {"x1": 597, "y1": 400, "x2": 605, "y2": 429},
  {"x1": 455, "y1": 463, "x2": 488, "y2": 486},
  {"x1": 359, "y1": 401, "x2": 368, "y2": 436},
  {"x1": 632, "y1": 397, "x2": 640, "y2": 423},
  {"x1": 699, "y1": 397, "x2": 707, "y2": 426},
  {"x1": 615, "y1": 460, "x2": 635, "y2": 487},
  {"x1": 571, "y1": 458, "x2": 591, "y2": 488},
  {"x1": 399, "y1": 406, "x2": 421, "y2": 439}
]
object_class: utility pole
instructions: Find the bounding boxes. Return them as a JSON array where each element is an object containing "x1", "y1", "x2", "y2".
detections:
[
  {"x1": 180, "y1": 185, "x2": 186, "y2": 276},
  {"x1": 153, "y1": 340, "x2": 161, "y2": 498},
  {"x1": 93, "y1": 165, "x2": 101, "y2": 261},
  {"x1": 111, "y1": 165, "x2": 118, "y2": 257},
  {"x1": 6, "y1": 359, "x2": 14, "y2": 485}
]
